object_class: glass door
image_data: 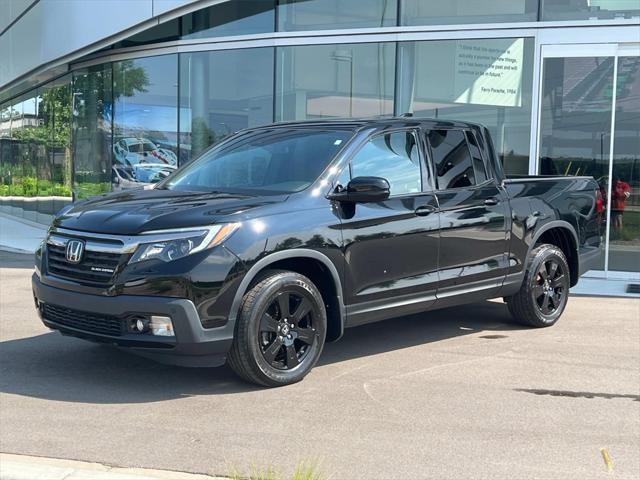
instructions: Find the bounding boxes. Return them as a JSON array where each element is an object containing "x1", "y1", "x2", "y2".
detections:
[
  {"x1": 537, "y1": 43, "x2": 640, "y2": 280},
  {"x1": 608, "y1": 49, "x2": 640, "y2": 275}
]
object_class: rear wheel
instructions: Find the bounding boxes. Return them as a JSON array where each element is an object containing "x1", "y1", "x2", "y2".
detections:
[
  {"x1": 227, "y1": 270, "x2": 326, "y2": 387},
  {"x1": 506, "y1": 244, "x2": 570, "y2": 327}
]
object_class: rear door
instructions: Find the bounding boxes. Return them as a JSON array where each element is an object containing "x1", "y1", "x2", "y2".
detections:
[
  {"x1": 425, "y1": 127, "x2": 509, "y2": 303},
  {"x1": 338, "y1": 128, "x2": 440, "y2": 326}
]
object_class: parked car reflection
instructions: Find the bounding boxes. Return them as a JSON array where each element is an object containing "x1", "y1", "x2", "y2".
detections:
[
  {"x1": 113, "y1": 137, "x2": 178, "y2": 166},
  {"x1": 111, "y1": 163, "x2": 176, "y2": 191}
]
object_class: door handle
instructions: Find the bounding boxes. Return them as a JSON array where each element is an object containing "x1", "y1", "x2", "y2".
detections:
[
  {"x1": 415, "y1": 205, "x2": 437, "y2": 216},
  {"x1": 484, "y1": 198, "x2": 499, "y2": 206}
]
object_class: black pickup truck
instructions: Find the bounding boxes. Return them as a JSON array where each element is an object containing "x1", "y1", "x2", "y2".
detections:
[{"x1": 33, "y1": 118, "x2": 602, "y2": 386}]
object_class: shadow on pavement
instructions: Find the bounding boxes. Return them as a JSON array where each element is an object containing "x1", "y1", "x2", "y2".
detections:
[{"x1": 0, "y1": 300, "x2": 524, "y2": 404}]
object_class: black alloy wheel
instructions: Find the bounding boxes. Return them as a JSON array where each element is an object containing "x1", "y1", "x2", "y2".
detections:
[
  {"x1": 532, "y1": 258, "x2": 567, "y2": 316},
  {"x1": 227, "y1": 270, "x2": 327, "y2": 387},
  {"x1": 259, "y1": 289, "x2": 319, "y2": 370},
  {"x1": 506, "y1": 244, "x2": 570, "y2": 327}
]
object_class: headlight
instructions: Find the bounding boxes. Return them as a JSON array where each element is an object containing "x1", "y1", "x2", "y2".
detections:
[{"x1": 129, "y1": 223, "x2": 240, "y2": 264}]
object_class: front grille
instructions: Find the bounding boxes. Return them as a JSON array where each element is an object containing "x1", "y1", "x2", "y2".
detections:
[
  {"x1": 42, "y1": 303, "x2": 124, "y2": 337},
  {"x1": 47, "y1": 243, "x2": 125, "y2": 285}
]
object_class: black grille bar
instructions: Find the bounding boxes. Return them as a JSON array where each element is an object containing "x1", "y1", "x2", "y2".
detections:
[{"x1": 42, "y1": 303, "x2": 124, "y2": 337}]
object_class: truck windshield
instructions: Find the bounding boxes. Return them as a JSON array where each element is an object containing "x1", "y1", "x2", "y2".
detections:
[{"x1": 163, "y1": 128, "x2": 354, "y2": 195}]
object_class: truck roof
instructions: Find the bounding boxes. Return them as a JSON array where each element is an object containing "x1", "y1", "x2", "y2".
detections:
[{"x1": 260, "y1": 117, "x2": 487, "y2": 133}]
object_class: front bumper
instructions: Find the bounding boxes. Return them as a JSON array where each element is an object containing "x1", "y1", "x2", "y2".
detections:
[{"x1": 32, "y1": 274, "x2": 233, "y2": 367}]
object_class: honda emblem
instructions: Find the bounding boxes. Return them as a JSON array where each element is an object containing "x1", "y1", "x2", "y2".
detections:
[{"x1": 65, "y1": 240, "x2": 85, "y2": 264}]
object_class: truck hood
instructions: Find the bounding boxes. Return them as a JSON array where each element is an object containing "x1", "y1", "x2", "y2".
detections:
[{"x1": 53, "y1": 188, "x2": 286, "y2": 235}]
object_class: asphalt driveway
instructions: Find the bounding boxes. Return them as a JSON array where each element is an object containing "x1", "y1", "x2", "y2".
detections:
[{"x1": 1, "y1": 252, "x2": 638, "y2": 479}]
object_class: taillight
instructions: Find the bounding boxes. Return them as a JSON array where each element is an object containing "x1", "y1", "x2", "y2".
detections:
[{"x1": 595, "y1": 189, "x2": 604, "y2": 213}]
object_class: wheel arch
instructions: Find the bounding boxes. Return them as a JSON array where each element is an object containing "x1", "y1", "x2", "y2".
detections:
[
  {"x1": 530, "y1": 220, "x2": 580, "y2": 287},
  {"x1": 228, "y1": 249, "x2": 345, "y2": 342}
]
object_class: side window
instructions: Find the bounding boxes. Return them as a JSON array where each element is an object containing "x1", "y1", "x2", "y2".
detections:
[
  {"x1": 427, "y1": 129, "x2": 476, "y2": 190},
  {"x1": 350, "y1": 131, "x2": 422, "y2": 196},
  {"x1": 466, "y1": 131, "x2": 488, "y2": 184}
]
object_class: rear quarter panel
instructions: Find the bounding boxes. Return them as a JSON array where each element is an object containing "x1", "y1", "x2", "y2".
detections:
[{"x1": 504, "y1": 176, "x2": 601, "y2": 279}]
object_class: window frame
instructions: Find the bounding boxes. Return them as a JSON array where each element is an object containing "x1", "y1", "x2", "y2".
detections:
[
  {"x1": 426, "y1": 127, "x2": 494, "y2": 192},
  {"x1": 338, "y1": 127, "x2": 431, "y2": 199}
]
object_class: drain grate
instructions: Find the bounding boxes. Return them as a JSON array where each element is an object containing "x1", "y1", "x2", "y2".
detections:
[{"x1": 627, "y1": 284, "x2": 640, "y2": 294}]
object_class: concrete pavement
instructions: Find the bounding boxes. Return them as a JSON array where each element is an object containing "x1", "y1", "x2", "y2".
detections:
[{"x1": 1, "y1": 251, "x2": 639, "y2": 479}]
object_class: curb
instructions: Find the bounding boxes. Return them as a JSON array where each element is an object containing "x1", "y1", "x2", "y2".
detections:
[{"x1": 0, "y1": 453, "x2": 227, "y2": 480}]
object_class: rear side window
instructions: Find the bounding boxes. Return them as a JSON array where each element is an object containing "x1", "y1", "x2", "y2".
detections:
[
  {"x1": 350, "y1": 130, "x2": 422, "y2": 196},
  {"x1": 427, "y1": 129, "x2": 484, "y2": 190},
  {"x1": 466, "y1": 131, "x2": 488, "y2": 184}
]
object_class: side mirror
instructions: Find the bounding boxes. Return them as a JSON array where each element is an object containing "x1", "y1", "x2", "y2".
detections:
[{"x1": 328, "y1": 176, "x2": 391, "y2": 203}]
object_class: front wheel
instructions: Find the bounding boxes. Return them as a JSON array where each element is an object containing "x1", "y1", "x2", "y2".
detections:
[
  {"x1": 227, "y1": 270, "x2": 326, "y2": 387},
  {"x1": 506, "y1": 244, "x2": 570, "y2": 328}
]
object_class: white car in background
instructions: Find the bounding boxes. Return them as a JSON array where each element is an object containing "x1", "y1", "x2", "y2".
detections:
[
  {"x1": 113, "y1": 137, "x2": 178, "y2": 167},
  {"x1": 112, "y1": 163, "x2": 177, "y2": 191}
]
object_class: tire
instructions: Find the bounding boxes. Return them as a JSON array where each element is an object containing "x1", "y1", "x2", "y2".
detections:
[
  {"x1": 506, "y1": 244, "x2": 571, "y2": 328},
  {"x1": 227, "y1": 270, "x2": 327, "y2": 387}
]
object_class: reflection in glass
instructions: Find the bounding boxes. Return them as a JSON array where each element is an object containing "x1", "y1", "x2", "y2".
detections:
[
  {"x1": 47, "y1": 76, "x2": 73, "y2": 219},
  {"x1": 0, "y1": 104, "x2": 10, "y2": 207},
  {"x1": 72, "y1": 64, "x2": 113, "y2": 199},
  {"x1": 0, "y1": 79, "x2": 73, "y2": 223},
  {"x1": 179, "y1": 48, "x2": 274, "y2": 163},
  {"x1": 542, "y1": 0, "x2": 640, "y2": 20},
  {"x1": 4, "y1": 94, "x2": 39, "y2": 220},
  {"x1": 276, "y1": 43, "x2": 395, "y2": 121},
  {"x1": 538, "y1": 56, "x2": 615, "y2": 269},
  {"x1": 539, "y1": 57, "x2": 613, "y2": 179},
  {"x1": 182, "y1": 0, "x2": 275, "y2": 39},
  {"x1": 277, "y1": 0, "x2": 397, "y2": 31},
  {"x1": 110, "y1": 18, "x2": 180, "y2": 50},
  {"x1": 401, "y1": 0, "x2": 538, "y2": 25},
  {"x1": 608, "y1": 56, "x2": 640, "y2": 273},
  {"x1": 397, "y1": 38, "x2": 534, "y2": 174},
  {"x1": 0, "y1": 101, "x2": 21, "y2": 217},
  {"x1": 428, "y1": 129, "x2": 478, "y2": 189},
  {"x1": 350, "y1": 131, "x2": 422, "y2": 196},
  {"x1": 113, "y1": 56, "x2": 178, "y2": 189}
]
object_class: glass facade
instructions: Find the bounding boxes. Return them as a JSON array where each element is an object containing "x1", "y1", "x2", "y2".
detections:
[
  {"x1": 608, "y1": 55, "x2": 640, "y2": 272},
  {"x1": 278, "y1": 0, "x2": 398, "y2": 31},
  {"x1": 179, "y1": 48, "x2": 274, "y2": 163},
  {"x1": 182, "y1": 0, "x2": 275, "y2": 38},
  {"x1": 397, "y1": 38, "x2": 535, "y2": 174},
  {"x1": 542, "y1": 0, "x2": 640, "y2": 21},
  {"x1": 276, "y1": 43, "x2": 396, "y2": 121},
  {"x1": 0, "y1": 82, "x2": 74, "y2": 223},
  {"x1": 402, "y1": 0, "x2": 539, "y2": 25},
  {"x1": 72, "y1": 64, "x2": 112, "y2": 200},
  {"x1": 538, "y1": 51, "x2": 640, "y2": 276},
  {"x1": 0, "y1": 0, "x2": 636, "y2": 290},
  {"x1": 113, "y1": 56, "x2": 178, "y2": 189}
]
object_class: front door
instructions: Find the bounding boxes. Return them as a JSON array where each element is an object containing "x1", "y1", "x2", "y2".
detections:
[
  {"x1": 537, "y1": 43, "x2": 640, "y2": 281},
  {"x1": 338, "y1": 129, "x2": 440, "y2": 326}
]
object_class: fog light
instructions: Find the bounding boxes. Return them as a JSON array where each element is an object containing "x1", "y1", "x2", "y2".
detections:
[{"x1": 149, "y1": 315, "x2": 174, "y2": 337}]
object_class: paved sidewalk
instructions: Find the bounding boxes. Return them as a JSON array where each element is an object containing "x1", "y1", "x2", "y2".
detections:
[
  {"x1": 0, "y1": 454, "x2": 225, "y2": 480},
  {"x1": 0, "y1": 214, "x2": 47, "y2": 253}
]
